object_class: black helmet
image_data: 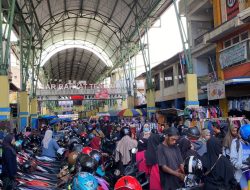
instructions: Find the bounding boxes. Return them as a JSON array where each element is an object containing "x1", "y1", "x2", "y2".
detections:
[
  {"x1": 163, "y1": 127, "x2": 179, "y2": 136},
  {"x1": 89, "y1": 149, "x2": 102, "y2": 165},
  {"x1": 76, "y1": 154, "x2": 98, "y2": 173},
  {"x1": 184, "y1": 156, "x2": 203, "y2": 176},
  {"x1": 21, "y1": 160, "x2": 37, "y2": 173},
  {"x1": 63, "y1": 135, "x2": 70, "y2": 144},
  {"x1": 120, "y1": 127, "x2": 131, "y2": 138},
  {"x1": 72, "y1": 144, "x2": 83, "y2": 154},
  {"x1": 22, "y1": 139, "x2": 30, "y2": 149},
  {"x1": 187, "y1": 126, "x2": 200, "y2": 140},
  {"x1": 21, "y1": 161, "x2": 32, "y2": 173},
  {"x1": 69, "y1": 137, "x2": 81, "y2": 151}
]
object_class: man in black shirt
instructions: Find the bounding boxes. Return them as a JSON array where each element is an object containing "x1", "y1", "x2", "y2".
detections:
[{"x1": 157, "y1": 127, "x2": 185, "y2": 190}]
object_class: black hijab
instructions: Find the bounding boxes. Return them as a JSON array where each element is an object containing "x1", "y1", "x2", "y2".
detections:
[
  {"x1": 204, "y1": 137, "x2": 222, "y2": 169},
  {"x1": 202, "y1": 137, "x2": 237, "y2": 189},
  {"x1": 3, "y1": 134, "x2": 16, "y2": 155},
  {"x1": 145, "y1": 133, "x2": 161, "y2": 165},
  {"x1": 178, "y1": 137, "x2": 200, "y2": 160}
]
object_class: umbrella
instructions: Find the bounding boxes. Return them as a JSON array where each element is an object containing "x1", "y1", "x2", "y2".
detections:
[
  {"x1": 139, "y1": 108, "x2": 147, "y2": 116},
  {"x1": 118, "y1": 109, "x2": 142, "y2": 117}
]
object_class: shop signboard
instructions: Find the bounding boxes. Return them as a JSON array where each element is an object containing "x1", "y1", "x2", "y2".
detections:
[
  {"x1": 207, "y1": 81, "x2": 226, "y2": 101},
  {"x1": 226, "y1": 0, "x2": 239, "y2": 20},
  {"x1": 219, "y1": 41, "x2": 247, "y2": 69}
]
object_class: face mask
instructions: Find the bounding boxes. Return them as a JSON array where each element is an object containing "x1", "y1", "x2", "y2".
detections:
[{"x1": 143, "y1": 128, "x2": 150, "y2": 132}]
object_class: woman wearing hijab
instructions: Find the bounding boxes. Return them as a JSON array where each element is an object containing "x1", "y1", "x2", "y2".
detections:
[
  {"x1": 2, "y1": 134, "x2": 17, "y2": 190},
  {"x1": 202, "y1": 137, "x2": 237, "y2": 190},
  {"x1": 145, "y1": 131, "x2": 163, "y2": 190},
  {"x1": 222, "y1": 123, "x2": 239, "y2": 159},
  {"x1": 136, "y1": 126, "x2": 151, "y2": 175},
  {"x1": 178, "y1": 137, "x2": 200, "y2": 160},
  {"x1": 41, "y1": 129, "x2": 60, "y2": 159}
]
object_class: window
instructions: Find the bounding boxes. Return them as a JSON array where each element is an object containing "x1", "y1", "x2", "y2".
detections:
[
  {"x1": 164, "y1": 67, "x2": 174, "y2": 88},
  {"x1": 232, "y1": 36, "x2": 239, "y2": 44},
  {"x1": 241, "y1": 32, "x2": 248, "y2": 41},
  {"x1": 178, "y1": 64, "x2": 185, "y2": 84},
  {"x1": 224, "y1": 40, "x2": 231, "y2": 48},
  {"x1": 154, "y1": 73, "x2": 160, "y2": 91}
]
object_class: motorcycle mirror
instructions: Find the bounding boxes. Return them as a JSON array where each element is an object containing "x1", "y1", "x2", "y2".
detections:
[
  {"x1": 114, "y1": 169, "x2": 121, "y2": 177},
  {"x1": 131, "y1": 148, "x2": 138, "y2": 154}
]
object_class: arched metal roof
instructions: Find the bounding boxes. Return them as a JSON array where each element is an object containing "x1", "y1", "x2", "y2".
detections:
[
  {"x1": 16, "y1": 0, "x2": 171, "y2": 82},
  {"x1": 43, "y1": 47, "x2": 107, "y2": 83}
]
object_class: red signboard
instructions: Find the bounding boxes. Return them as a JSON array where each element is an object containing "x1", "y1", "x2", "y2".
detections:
[
  {"x1": 70, "y1": 95, "x2": 84, "y2": 100},
  {"x1": 226, "y1": 0, "x2": 239, "y2": 20}
]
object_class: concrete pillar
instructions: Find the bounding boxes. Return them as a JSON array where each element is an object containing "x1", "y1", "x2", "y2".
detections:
[
  {"x1": 185, "y1": 74, "x2": 199, "y2": 107},
  {"x1": 30, "y1": 98, "x2": 38, "y2": 129},
  {"x1": 127, "y1": 95, "x2": 134, "y2": 109},
  {"x1": 18, "y1": 91, "x2": 29, "y2": 131},
  {"x1": 122, "y1": 99, "x2": 128, "y2": 109},
  {"x1": 146, "y1": 89, "x2": 156, "y2": 118},
  {"x1": 0, "y1": 76, "x2": 10, "y2": 120}
]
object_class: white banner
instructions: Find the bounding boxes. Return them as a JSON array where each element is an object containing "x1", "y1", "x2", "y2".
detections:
[{"x1": 207, "y1": 81, "x2": 226, "y2": 100}]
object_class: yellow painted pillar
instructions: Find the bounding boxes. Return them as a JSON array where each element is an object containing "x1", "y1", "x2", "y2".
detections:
[
  {"x1": 30, "y1": 98, "x2": 38, "y2": 129},
  {"x1": 127, "y1": 95, "x2": 134, "y2": 109},
  {"x1": 18, "y1": 91, "x2": 29, "y2": 131},
  {"x1": 104, "y1": 104, "x2": 109, "y2": 112},
  {"x1": 0, "y1": 76, "x2": 10, "y2": 120},
  {"x1": 122, "y1": 98, "x2": 128, "y2": 109},
  {"x1": 146, "y1": 89, "x2": 156, "y2": 118},
  {"x1": 185, "y1": 74, "x2": 199, "y2": 107},
  {"x1": 213, "y1": 0, "x2": 228, "y2": 117}
]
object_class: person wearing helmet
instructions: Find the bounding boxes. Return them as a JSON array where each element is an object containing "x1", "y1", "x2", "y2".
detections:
[
  {"x1": 202, "y1": 137, "x2": 237, "y2": 190},
  {"x1": 41, "y1": 129, "x2": 60, "y2": 159},
  {"x1": 115, "y1": 126, "x2": 138, "y2": 172},
  {"x1": 157, "y1": 127, "x2": 184, "y2": 190},
  {"x1": 230, "y1": 124, "x2": 250, "y2": 190},
  {"x1": 186, "y1": 126, "x2": 207, "y2": 157},
  {"x1": 114, "y1": 176, "x2": 142, "y2": 190}
]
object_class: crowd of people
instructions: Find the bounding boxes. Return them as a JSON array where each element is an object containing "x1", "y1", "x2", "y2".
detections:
[{"x1": 1, "y1": 115, "x2": 250, "y2": 190}]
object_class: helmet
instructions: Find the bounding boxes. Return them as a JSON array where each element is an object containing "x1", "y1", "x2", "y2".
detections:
[
  {"x1": 69, "y1": 137, "x2": 81, "y2": 151},
  {"x1": 240, "y1": 124, "x2": 250, "y2": 143},
  {"x1": 120, "y1": 127, "x2": 131, "y2": 138},
  {"x1": 114, "y1": 176, "x2": 142, "y2": 190},
  {"x1": 76, "y1": 154, "x2": 98, "y2": 173},
  {"x1": 72, "y1": 172, "x2": 98, "y2": 190},
  {"x1": 86, "y1": 125, "x2": 94, "y2": 131},
  {"x1": 89, "y1": 149, "x2": 102, "y2": 165},
  {"x1": 21, "y1": 160, "x2": 37, "y2": 173},
  {"x1": 187, "y1": 126, "x2": 200, "y2": 140},
  {"x1": 73, "y1": 144, "x2": 84, "y2": 153},
  {"x1": 88, "y1": 133, "x2": 95, "y2": 140},
  {"x1": 63, "y1": 135, "x2": 70, "y2": 144},
  {"x1": 68, "y1": 151, "x2": 79, "y2": 166},
  {"x1": 184, "y1": 156, "x2": 203, "y2": 176},
  {"x1": 80, "y1": 132, "x2": 88, "y2": 138},
  {"x1": 22, "y1": 139, "x2": 30, "y2": 149},
  {"x1": 82, "y1": 147, "x2": 92, "y2": 155}
]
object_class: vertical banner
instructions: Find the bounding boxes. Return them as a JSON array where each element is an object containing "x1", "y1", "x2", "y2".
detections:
[{"x1": 226, "y1": 0, "x2": 239, "y2": 20}]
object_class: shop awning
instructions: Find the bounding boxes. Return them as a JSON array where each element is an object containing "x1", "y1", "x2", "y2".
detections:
[{"x1": 225, "y1": 78, "x2": 250, "y2": 85}]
